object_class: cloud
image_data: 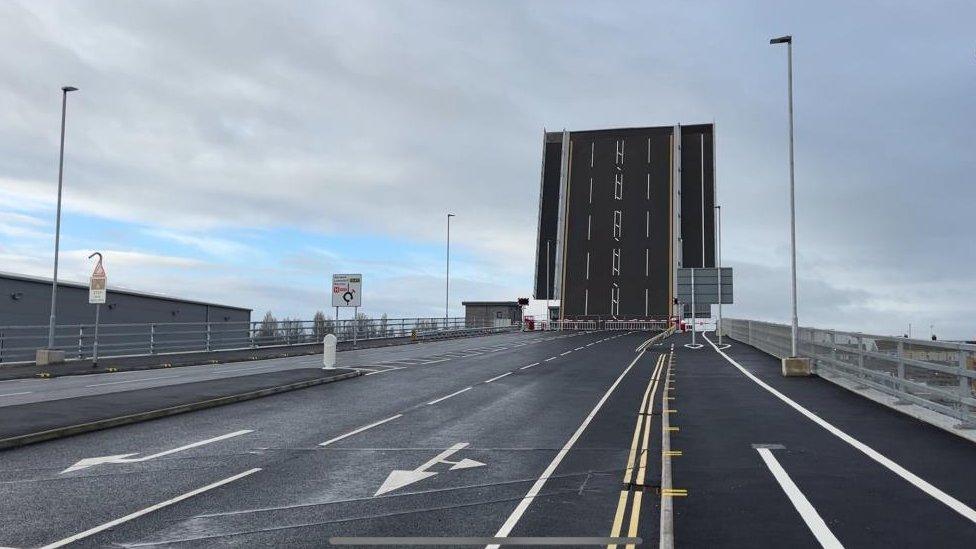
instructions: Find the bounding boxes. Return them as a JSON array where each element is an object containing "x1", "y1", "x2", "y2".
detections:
[{"x1": 0, "y1": 1, "x2": 973, "y2": 337}]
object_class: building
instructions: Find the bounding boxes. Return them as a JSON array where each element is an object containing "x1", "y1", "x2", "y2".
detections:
[
  {"x1": 0, "y1": 271, "x2": 251, "y2": 362},
  {"x1": 462, "y1": 301, "x2": 523, "y2": 327},
  {"x1": 533, "y1": 124, "x2": 716, "y2": 320}
]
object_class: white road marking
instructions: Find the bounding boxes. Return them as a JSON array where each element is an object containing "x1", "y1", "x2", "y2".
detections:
[
  {"x1": 39, "y1": 468, "x2": 261, "y2": 549},
  {"x1": 544, "y1": 357, "x2": 557, "y2": 362},
  {"x1": 560, "y1": 351, "x2": 572, "y2": 356},
  {"x1": 484, "y1": 372, "x2": 513, "y2": 383},
  {"x1": 574, "y1": 347, "x2": 584, "y2": 351},
  {"x1": 319, "y1": 414, "x2": 403, "y2": 447},
  {"x1": 703, "y1": 332, "x2": 976, "y2": 525},
  {"x1": 374, "y1": 442, "x2": 485, "y2": 496},
  {"x1": 756, "y1": 447, "x2": 843, "y2": 548},
  {"x1": 520, "y1": 362, "x2": 540, "y2": 370},
  {"x1": 427, "y1": 387, "x2": 472, "y2": 405},
  {"x1": 62, "y1": 430, "x2": 254, "y2": 473},
  {"x1": 585, "y1": 343, "x2": 594, "y2": 347},
  {"x1": 423, "y1": 358, "x2": 450, "y2": 364},
  {"x1": 84, "y1": 375, "x2": 181, "y2": 388},
  {"x1": 0, "y1": 391, "x2": 32, "y2": 398},
  {"x1": 487, "y1": 349, "x2": 648, "y2": 548}
]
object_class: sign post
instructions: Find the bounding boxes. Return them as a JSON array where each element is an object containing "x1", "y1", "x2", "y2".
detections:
[
  {"x1": 332, "y1": 274, "x2": 363, "y2": 346},
  {"x1": 88, "y1": 252, "x2": 106, "y2": 367}
]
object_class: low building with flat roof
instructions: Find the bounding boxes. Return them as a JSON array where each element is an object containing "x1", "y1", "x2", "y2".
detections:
[{"x1": 462, "y1": 301, "x2": 522, "y2": 327}]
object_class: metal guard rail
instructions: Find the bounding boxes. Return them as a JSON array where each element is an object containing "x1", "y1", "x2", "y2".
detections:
[{"x1": 722, "y1": 318, "x2": 976, "y2": 427}]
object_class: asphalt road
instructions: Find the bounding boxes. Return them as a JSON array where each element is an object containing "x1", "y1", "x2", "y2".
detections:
[
  {"x1": 0, "y1": 329, "x2": 660, "y2": 548},
  {"x1": 2, "y1": 329, "x2": 975, "y2": 548}
]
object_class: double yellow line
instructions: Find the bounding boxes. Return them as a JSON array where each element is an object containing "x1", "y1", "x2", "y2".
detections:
[{"x1": 608, "y1": 352, "x2": 667, "y2": 549}]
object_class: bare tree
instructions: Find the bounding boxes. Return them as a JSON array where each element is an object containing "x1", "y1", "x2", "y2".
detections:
[{"x1": 258, "y1": 311, "x2": 277, "y2": 345}]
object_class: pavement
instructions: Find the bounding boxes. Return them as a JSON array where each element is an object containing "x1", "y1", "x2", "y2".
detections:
[{"x1": 0, "y1": 329, "x2": 975, "y2": 548}]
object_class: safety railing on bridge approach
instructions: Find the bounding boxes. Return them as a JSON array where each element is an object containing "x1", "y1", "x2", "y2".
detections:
[
  {"x1": 0, "y1": 317, "x2": 509, "y2": 365},
  {"x1": 722, "y1": 318, "x2": 976, "y2": 427},
  {"x1": 532, "y1": 319, "x2": 668, "y2": 332}
]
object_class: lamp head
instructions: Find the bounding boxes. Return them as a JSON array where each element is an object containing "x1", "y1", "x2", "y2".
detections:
[
  {"x1": 769, "y1": 35, "x2": 792, "y2": 45},
  {"x1": 62, "y1": 86, "x2": 78, "y2": 92}
]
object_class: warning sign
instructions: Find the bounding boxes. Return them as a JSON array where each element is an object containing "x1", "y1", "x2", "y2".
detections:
[{"x1": 89, "y1": 259, "x2": 107, "y2": 304}]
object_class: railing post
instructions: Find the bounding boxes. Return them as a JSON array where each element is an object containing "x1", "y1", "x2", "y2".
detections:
[
  {"x1": 206, "y1": 322, "x2": 212, "y2": 352},
  {"x1": 150, "y1": 323, "x2": 156, "y2": 354},
  {"x1": 249, "y1": 322, "x2": 256, "y2": 348},
  {"x1": 78, "y1": 327, "x2": 84, "y2": 359},
  {"x1": 958, "y1": 343, "x2": 974, "y2": 427},
  {"x1": 0, "y1": 331, "x2": 4, "y2": 363},
  {"x1": 897, "y1": 339, "x2": 906, "y2": 392}
]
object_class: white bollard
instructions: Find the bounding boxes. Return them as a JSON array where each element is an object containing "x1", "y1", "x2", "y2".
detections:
[{"x1": 322, "y1": 334, "x2": 337, "y2": 369}]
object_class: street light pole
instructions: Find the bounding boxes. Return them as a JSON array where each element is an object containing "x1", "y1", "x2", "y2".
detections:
[
  {"x1": 445, "y1": 213, "x2": 455, "y2": 324},
  {"x1": 716, "y1": 205, "x2": 723, "y2": 345},
  {"x1": 47, "y1": 85, "x2": 79, "y2": 350},
  {"x1": 770, "y1": 35, "x2": 799, "y2": 358}
]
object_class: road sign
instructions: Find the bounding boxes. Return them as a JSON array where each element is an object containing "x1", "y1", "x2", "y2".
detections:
[
  {"x1": 89, "y1": 259, "x2": 107, "y2": 304},
  {"x1": 677, "y1": 267, "x2": 733, "y2": 305},
  {"x1": 332, "y1": 273, "x2": 363, "y2": 307}
]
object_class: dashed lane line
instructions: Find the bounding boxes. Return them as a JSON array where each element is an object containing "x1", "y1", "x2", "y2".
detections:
[
  {"x1": 0, "y1": 391, "x2": 32, "y2": 398},
  {"x1": 427, "y1": 387, "x2": 472, "y2": 405},
  {"x1": 560, "y1": 351, "x2": 572, "y2": 356},
  {"x1": 520, "y1": 362, "x2": 540, "y2": 370},
  {"x1": 484, "y1": 372, "x2": 513, "y2": 383},
  {"x1": 38, "y1": 468, "x2": 262, "y2": 549},
  {"x1": 544, "y1": 357, "x2": 557, "y2": 362},
  {"x1": 756, "y1": 446, "x2": 843, "y2": 548},
  {"x1": 319, "y1": 415, "x2": 403, "y2": 447}
]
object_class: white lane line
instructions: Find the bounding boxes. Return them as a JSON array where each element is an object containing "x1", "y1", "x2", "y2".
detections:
[
  {"x1": 756, "y1": 447, "x2": 843, "y2": 548},
  {"x1": 520, "y1": 362, "x2": 541, "y2": 370},
  {"x1": 319, "y1": 415, "x2": 403, "y2": 447},
  {"x1": 585, "y1": 343, "x2": 594, "y2": 347},
  {"x1": 38, "y1": 468, "x2": 261, "y2": 549},
  {"x1": 703, "y1": 332, "x2": 976, "y2": 525},
  {"x1": 574, "y1": 347, "x2": 584, "y2": 351},
  {"x1": 484, "y1": 372, "x2": 513, "y2": 383},
  {"x1": 423, "y1": 359, "x2": 450, "y2": 364},
  {"x1": 560, "y1": 351, "x2": 572, "y2": 356},
  {"x1": 427, "y1": 387, "x2": 472, "y2": 405},
  {"x1": 487, "y1": 349, "x2": 648, "y2": 548},
  {"x1": 0, "y1": 391, "x2": 32, "y2": 398},
  {"x1": 544, "y1": 357, "x2": 557, "y2": 362},
  {"x1": 85, "y1": 375, "x2": 181, "y2": 388}
]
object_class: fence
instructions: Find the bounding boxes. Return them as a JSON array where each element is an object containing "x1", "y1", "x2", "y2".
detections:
[
  {"x1": 0, "y1": 317, "x2": 496, "y2": 365},
  {"x1": 532, "y1": 319, "x2": 668, "y2": 332},
  {"x1": 722, "y1": 318, "x2": 976, "y2": 427}
]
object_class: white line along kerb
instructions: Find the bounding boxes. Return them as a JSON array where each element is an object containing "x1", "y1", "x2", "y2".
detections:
[
  {"x1": 487, "y1": 350, "x2": 649, "y2": 549},
  {"x1": 702, "y1": 332, "x2": 976, "y2": 525}
]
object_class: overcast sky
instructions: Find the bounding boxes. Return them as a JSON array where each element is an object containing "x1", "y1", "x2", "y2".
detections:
[{"x1": 1, "y1": 1, "x2": 973, "y2": 338}]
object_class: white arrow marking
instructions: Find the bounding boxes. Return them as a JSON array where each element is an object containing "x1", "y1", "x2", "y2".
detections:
[
  {"x1": 374, "y1": 469, "x2": 439, "y2": 496},
  {"x1": 61, "y1": 429, "x2": 253, "y2": 473},
  {"x1": 374, "y1": 442, "x2": 485, "y2": 496},
  {"x1": 449, "y1": 458, "x2": 486, "y2": 471}
]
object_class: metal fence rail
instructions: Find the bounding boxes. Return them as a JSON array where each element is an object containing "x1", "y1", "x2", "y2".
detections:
[
  {"x1": 0, "y1": 317, "x2": 493, "y2": 365},
  {"x1": 722, "y1": 318, "x2": 976, "y2": 427}
]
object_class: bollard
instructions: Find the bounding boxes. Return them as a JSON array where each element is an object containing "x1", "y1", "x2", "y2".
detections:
[{"x1": 322, "y1": 334, "x2": 337, "y2": 369}]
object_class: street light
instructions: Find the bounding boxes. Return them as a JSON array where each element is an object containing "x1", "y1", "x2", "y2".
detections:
[
  {"x1": 715, "y1": 205, "x2": 723, "y2": 345},
  {"x1": 445, "y1": 213, "x2": 455, "y2": 324},
  {"x1": 770, "y1": 34, "x2": 800, "y2": 358},
  {"x1": 46, "y1": 85, "x2": 79, "y2": 351}
]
